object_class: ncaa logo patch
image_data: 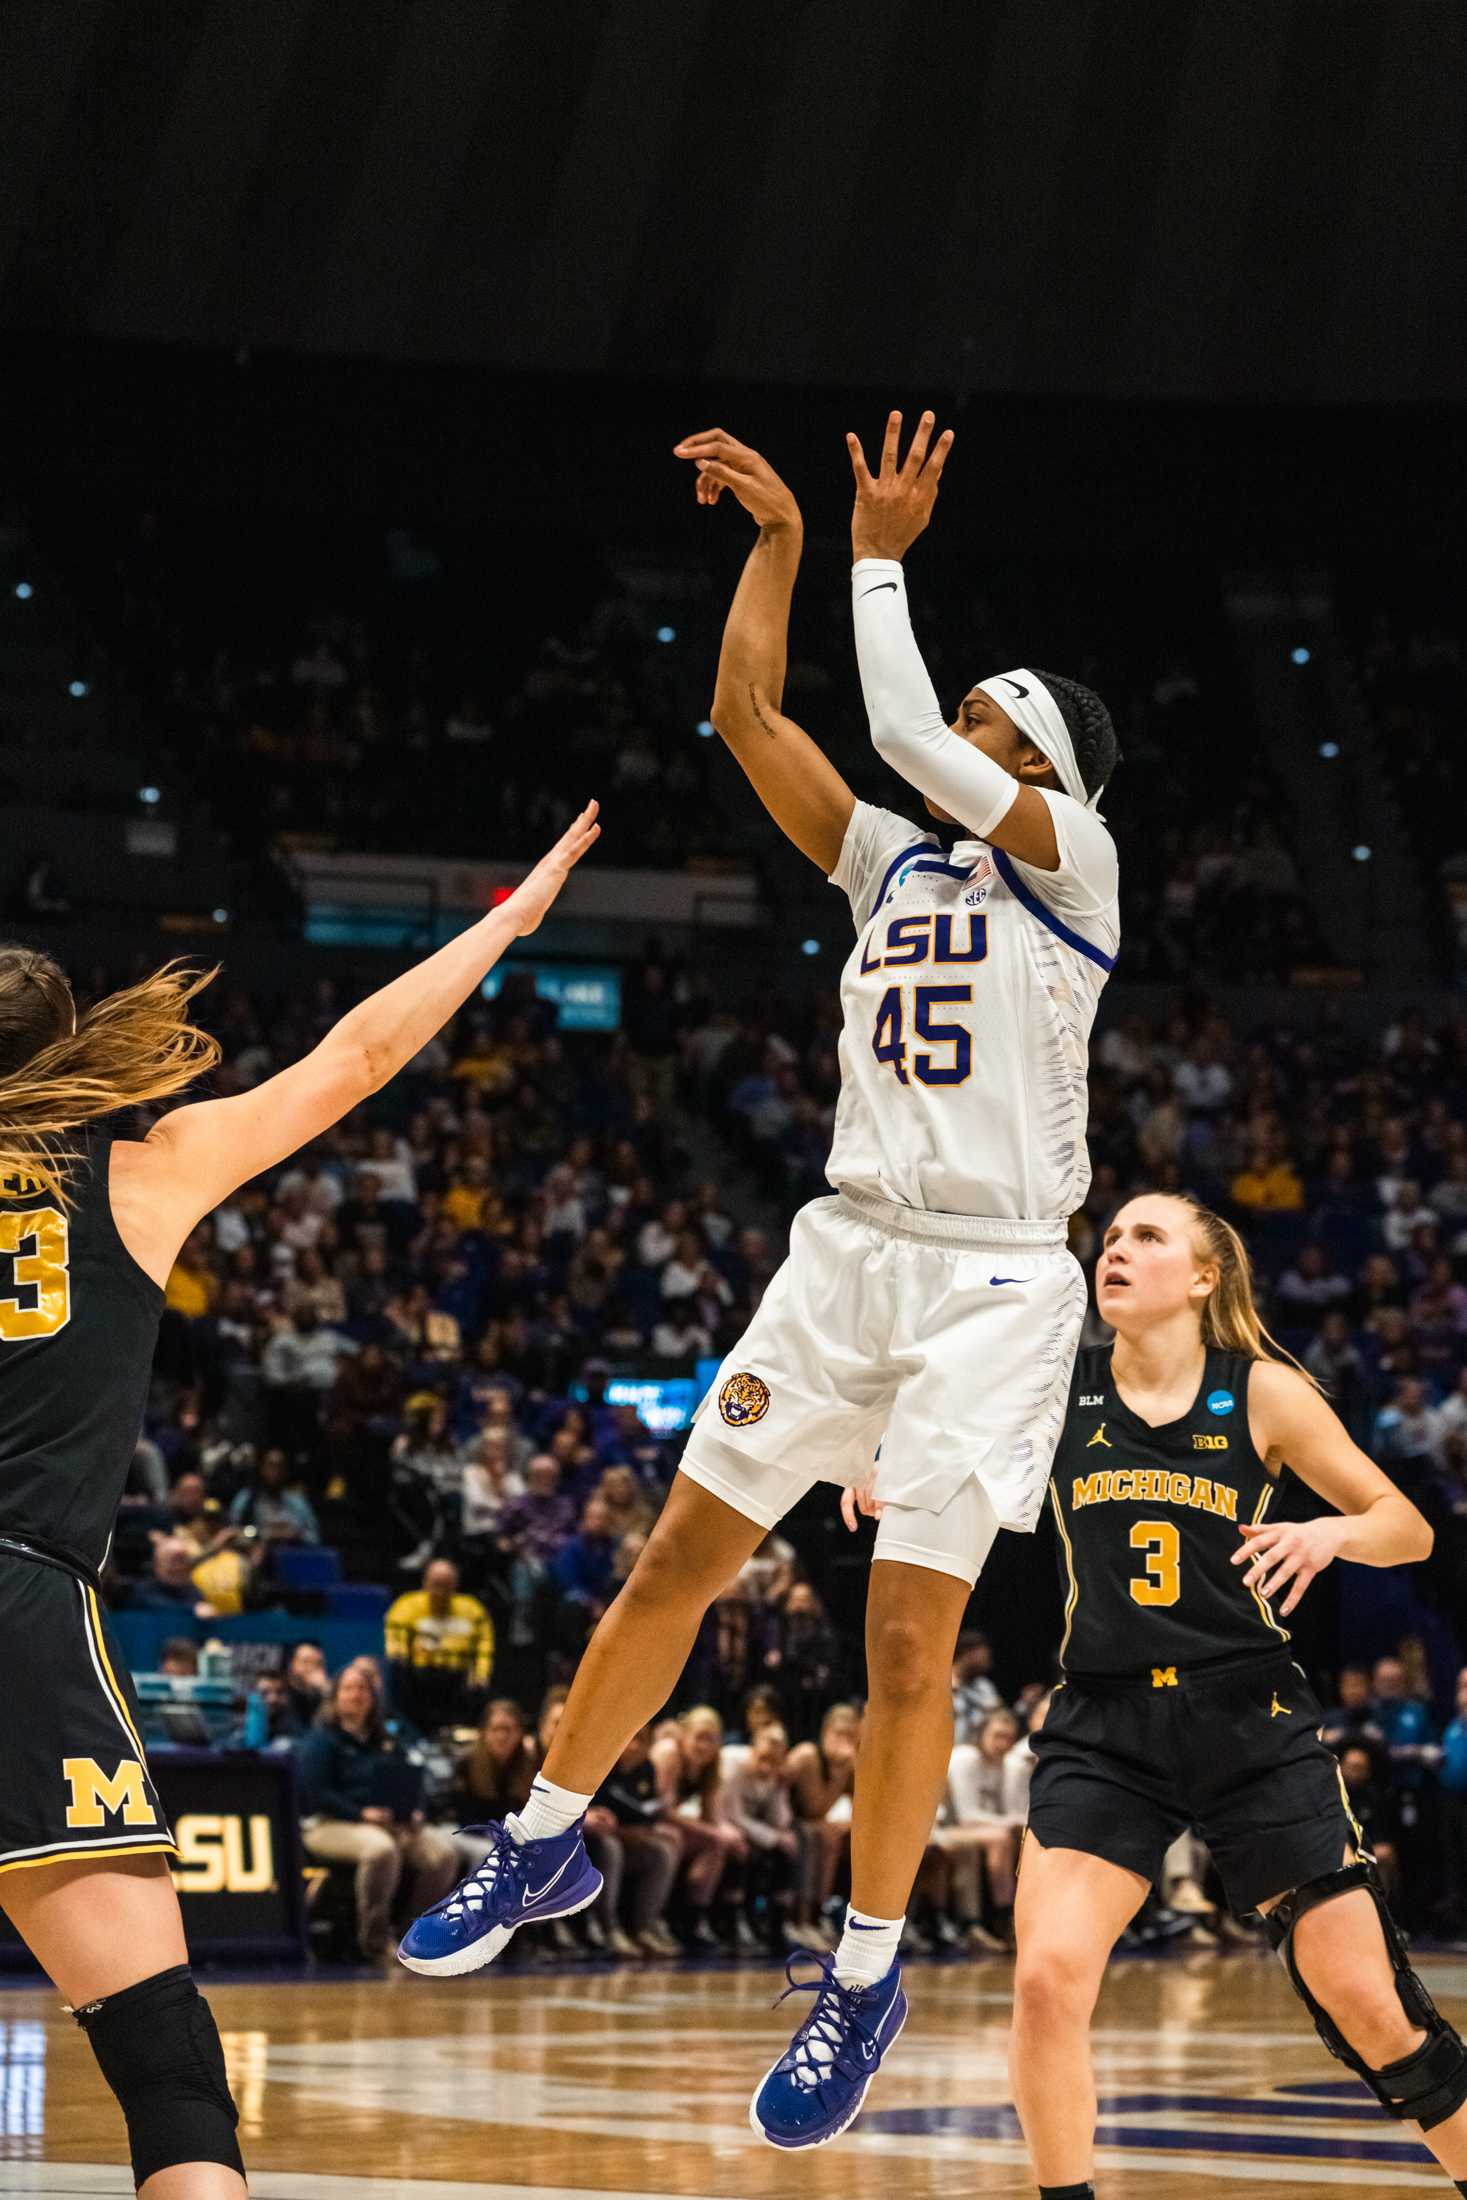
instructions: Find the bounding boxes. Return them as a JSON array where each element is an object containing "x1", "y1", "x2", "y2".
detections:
[
  {"x1": 719, "y1": 1371, "x2": 771, "y2": 1428},
  {"x1": 1206, "y1": 1389, "x2": 1235, "y2": 1417}
]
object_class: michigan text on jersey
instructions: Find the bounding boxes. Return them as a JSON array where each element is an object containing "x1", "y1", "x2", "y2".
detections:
[{"x1": 1070, "y1": 1469, "x2": 1239, "y2": 1519}]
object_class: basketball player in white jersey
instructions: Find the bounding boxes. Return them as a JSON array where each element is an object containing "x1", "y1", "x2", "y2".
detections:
[{"x1": 401, "y1": 410, "x2": 1120, "y2": 2151}]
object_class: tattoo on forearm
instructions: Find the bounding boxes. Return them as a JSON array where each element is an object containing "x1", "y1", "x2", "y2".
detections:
[{"x1": 748, "y1": 683, "x2": 778, "y2": 738}]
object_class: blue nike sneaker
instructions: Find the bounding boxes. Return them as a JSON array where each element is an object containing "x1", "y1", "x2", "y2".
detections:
[
  {"x1": 397, "y1": 1817, "x2": 602, "y2": 1977},
  {"x1": 749, "y1": 1952, "x2": 907, "y2": 2149}
]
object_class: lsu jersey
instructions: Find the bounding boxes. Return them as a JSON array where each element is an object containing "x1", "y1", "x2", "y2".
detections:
[{"x1": 826, "y1": 798, "x2": 1119, "y2": 1220}]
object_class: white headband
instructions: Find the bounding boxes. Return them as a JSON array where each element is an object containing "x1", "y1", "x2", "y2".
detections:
[{"x1": 976, "y1": 668, "x2": 1102, "y2": 814}]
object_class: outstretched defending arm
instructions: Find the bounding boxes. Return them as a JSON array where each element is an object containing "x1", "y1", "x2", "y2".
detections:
[
  {"x1": 135, "y1": 804, "x2": 600, "y2": 1243},
  {"x1": 675, "y1": 429, "x2": 854, "y2": 875}
]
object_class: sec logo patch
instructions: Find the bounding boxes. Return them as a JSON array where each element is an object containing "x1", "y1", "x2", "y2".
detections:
[{"x1": 719, "y1": 1371, "x2": 771, "y2": 1427}]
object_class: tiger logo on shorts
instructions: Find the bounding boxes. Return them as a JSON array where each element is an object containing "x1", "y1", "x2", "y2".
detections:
[{"x1": 719, "y1": 1371, "x2": 771, "y2": 1427}]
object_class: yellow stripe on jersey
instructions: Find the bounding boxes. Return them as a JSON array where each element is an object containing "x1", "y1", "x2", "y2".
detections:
[
  {"x1": 1246, "y1": 1484, "x2": 1290, "y2": 1641},
  {"x1": 0, "y1": 1839, "x2": 177, "y2": 1878},
  {"x1": 1049, "y1": 1483, "x2": 1080, "y2": 1665},
  {"x1": 82, "y1": 1584, "x2": 150, "y2": 1761}
]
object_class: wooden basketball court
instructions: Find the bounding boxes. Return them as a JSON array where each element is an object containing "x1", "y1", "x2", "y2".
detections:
[{"x1": 1, "y1": 1945, "x2": 1461, "y2": 2195}]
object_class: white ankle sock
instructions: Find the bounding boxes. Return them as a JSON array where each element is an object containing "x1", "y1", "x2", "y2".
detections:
[
  {"x1": 510, "y1": 1776, "x2": 593, "y2": 1845},
  {"x1": 833, "y1": 1905, "x2": 904, "y2": 1988}
]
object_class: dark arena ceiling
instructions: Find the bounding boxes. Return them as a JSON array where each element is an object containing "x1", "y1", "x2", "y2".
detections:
[{"x1": 3, "y1": 0, "x2": 1464, "y2": 404}]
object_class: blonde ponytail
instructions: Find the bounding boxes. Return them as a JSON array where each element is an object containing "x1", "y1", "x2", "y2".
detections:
[
  {"x1": 1181, "y1": 1196, "x2": 1322, "y2": 1392},
  {"x1": 0, "y1": 949, "x2": 221, "y2": 1206}
]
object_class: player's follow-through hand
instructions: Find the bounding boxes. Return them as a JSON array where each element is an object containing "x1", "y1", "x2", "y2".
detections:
[
  {"x1": 504, "y1": 801, "x2": 600, "y2": 938},
  {"x1": 847, "y1": 408, "x2": 955, "y2": 564},
  {"x1": 673, "y1": 430, "x2": 802, "y2": 529}
]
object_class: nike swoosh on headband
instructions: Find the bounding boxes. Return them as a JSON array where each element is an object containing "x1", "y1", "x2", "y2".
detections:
[{"x1": 1002, "y1": 678, "x2": 1030, "y2": 698}]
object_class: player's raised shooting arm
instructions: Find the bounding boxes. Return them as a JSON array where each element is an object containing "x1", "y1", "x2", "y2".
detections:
[
  {"x1": 851, "y1": 565, "x2": 1060, "y2": 869},
  {"x1": 128, "y1": 806, "x2": 599, "y2": 1253},
  {"x1": 675, "y1": 428, "x2": 855, "y2": 874}
]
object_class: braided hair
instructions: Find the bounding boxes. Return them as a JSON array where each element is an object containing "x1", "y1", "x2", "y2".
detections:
[{"x1": 1030, "y1": 669, "x2": 1121, "y2": 800}]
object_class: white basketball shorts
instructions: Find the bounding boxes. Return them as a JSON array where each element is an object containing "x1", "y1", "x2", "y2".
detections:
[{"x1": 679, "y1": 1185, "x2": 1086, "y2": 1578}]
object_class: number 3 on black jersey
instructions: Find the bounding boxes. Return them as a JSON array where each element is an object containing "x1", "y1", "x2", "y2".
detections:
[
  {"x1": 0, "y1": 1209, "x2": 72, "y2": 1340},
  {"x1": 871, "y1": 986, "x2": 973, "y2": 1087},
  {"x1": 1129, "y1": 1519, "x2": 1181, "y2": 1606}
]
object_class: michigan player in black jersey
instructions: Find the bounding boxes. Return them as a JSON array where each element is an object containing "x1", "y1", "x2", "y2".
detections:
[
  {"x1": 1007, "y1": 1193, "x2": 1467, "y2": 2200},
  {"x1": 0, "y1": 802, "x2": 597, "y2": 2197}
]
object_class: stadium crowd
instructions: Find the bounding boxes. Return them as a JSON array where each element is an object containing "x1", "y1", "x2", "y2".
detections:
[{"x1": 96, "y1": 941, "x2": 1467, "y2": 1962}]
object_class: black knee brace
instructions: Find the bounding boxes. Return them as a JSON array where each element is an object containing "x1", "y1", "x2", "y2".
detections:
[
  {"x1": 71, "y1": 1963, "x2": 242, "y2": 2189},
  {"x1": 1263, "y1": 1856, "x2": 1467, "y2": 2131}
]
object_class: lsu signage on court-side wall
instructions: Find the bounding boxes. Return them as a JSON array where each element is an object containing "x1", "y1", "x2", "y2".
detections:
[{"x1": 1, "y1": 1749, "x2": 306, "y2": 1967}]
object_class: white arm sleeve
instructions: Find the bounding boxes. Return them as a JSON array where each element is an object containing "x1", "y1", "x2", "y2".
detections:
[{"x1": 852, "y1": 559, "x2": 1019, "y2": 840}]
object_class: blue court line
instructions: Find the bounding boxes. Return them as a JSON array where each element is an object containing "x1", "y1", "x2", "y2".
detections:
[{"x1": 860, "y1": 2106, "x2": 1431, "y2": 2163}]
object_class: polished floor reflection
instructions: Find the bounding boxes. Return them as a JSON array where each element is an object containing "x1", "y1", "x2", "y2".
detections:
[{"x1": 0, "y1": 1947, "x2": 1461, "y2": 2196}]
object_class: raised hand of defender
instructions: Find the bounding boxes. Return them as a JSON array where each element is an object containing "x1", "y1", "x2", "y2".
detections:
[
  {"x1": 504, "y1": 801, "x2": 600, "y2": 938},
  {"x1": 847, "y1": 408, "x2": 955, "y2": 563},
  {"x1": 673, "y1": 429, "x2": 802, "y2": 529}
]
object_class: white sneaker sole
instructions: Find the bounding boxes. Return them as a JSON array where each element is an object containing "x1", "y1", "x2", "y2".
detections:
[
  {"x1": 396, "y1": 1883, "x2": 602, "y2": 1978},
  {"x1": 747, "y1": 1999, "x2": 907, "y2": 2150}
]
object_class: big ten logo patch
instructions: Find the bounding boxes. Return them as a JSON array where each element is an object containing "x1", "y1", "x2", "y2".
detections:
[
  {"x1": 1192, "y1": 1433, "x2": 1228, "y2": 1451},
  {"x1": 172, "y1": 1813, "x2": 277, "y2": 1895},
  {"x1": 63, "y1": 1758, "x2": 157, "y2": 1829}
]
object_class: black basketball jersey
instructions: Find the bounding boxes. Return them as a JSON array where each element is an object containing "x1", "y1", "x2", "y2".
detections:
[
  {"x1": 1049, "y1": 1344, "x2": 1290, "y2": 1679},
  {"x1": 0, "y1": 1130, "x2": 163, "y2": 1573}
]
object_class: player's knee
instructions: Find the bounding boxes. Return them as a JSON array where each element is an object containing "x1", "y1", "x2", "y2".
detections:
[
  {"x1": 619, "y1": 1519, "x2": 712, "y2": 1614},
  {"x1": 73, "y1": 1963, "x2": 242, "y2": 2189},
  {"x1": 867, "y1": 1611, "x2": 947, "y2": 1704},
  {"x1": 1013, "y1": 1943, "x2": 1096, "y2": 2028}
]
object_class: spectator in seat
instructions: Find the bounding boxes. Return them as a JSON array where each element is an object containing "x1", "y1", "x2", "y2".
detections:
[
  {"x1": 651, "y1": 1704, "x2": 746, "y2": 1953},
  {"x1": 1438, "y1": 1667, "x2": 1467, "y2": 1935},
  {"x1": 384, "y1": 1557, "x2": 494, "y2": 1732},
  {"x1": 1338, "y1": 1741, "x2": 1402, "y2": 1900},
  {"x1": 951, "y1": 1630, "x2": 1004, "y2": 1743},
  {"x1": 297, "y1": 1662, "x2": 458, "y2": 1959},
  {"x1": 722, "y1": 1719, "x2": 804, "y2": 1952},
  {"x1": 1319, "y1": 1665, "x2": 1386, "y2": 1754},
  {"x1": 158, "y1": 1638, "x2": 199, "y2": 1679},
  {"x1": 443, "y1": 1698, "x2": 538, "y2": 1875},
  {"x1": 787, "y1": 1702, "x2": 861, "y2": 1950},
  {"x1": 765, "y1": 1580, "x2": 843, "y2": 1744},
  {"x1": 941, "y1": 1708, "x2": 1027, "y2": 1947},
  {"x1": 592, "y1": 1723, "x2": 683, "y2": 1958},
  {"x1": 228, "y1": 1446, "x2": 321, "y2": 1544},
  {"x1": 550, "y1": 1496, "x2": 618, "y2": 1616},
  {"x1": 285, "y1": 1640, "x2": 330, "y2": 1732}
]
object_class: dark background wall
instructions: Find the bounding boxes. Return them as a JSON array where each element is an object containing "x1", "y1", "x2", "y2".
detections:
[{"x1": 4, "y1": 0, "x2": 1464, "y2": 404}]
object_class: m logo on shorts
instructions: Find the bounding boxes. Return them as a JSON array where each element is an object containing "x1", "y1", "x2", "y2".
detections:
[
  {"x1": 62, "y1": 1757, "x2": 157, "y2": 1829},
  {"x1": 719, "y1": 1371, "x2": 771, "y2": 1428}
]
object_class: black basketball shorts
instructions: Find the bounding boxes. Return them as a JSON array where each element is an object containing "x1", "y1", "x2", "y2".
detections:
[
  {"x1": 1026, "y1": 1648, "x2": 1359, "y2": 1914},
  {"x1": 0, "y1": 1549, "x2": 174, "y2": 1877}
]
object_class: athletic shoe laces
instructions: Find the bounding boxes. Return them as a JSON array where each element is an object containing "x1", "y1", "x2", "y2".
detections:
[
  {"x1": 771, "y1": 1952, "x2": 883, "y2": 2093},
  {"x1": 432, "y1": 1820, "x2": 527, "y2": 1924}
]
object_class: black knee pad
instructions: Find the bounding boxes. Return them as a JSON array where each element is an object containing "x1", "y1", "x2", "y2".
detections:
[
  {"x1": 1264, "y1": 1857, "x2": 1467, "y2": 2130},
  {"x1": 72, "y1": 1963, "x2": 242, "y2": 2189}
]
